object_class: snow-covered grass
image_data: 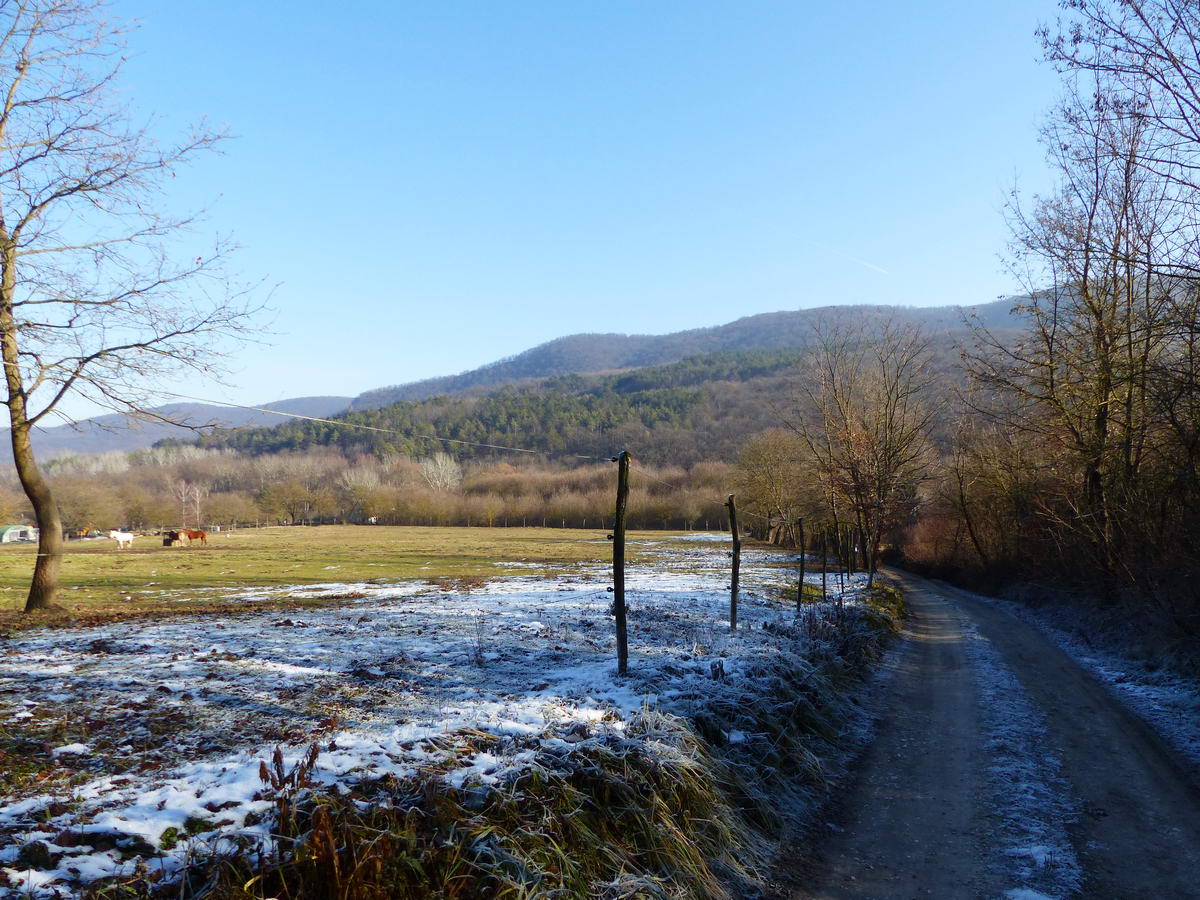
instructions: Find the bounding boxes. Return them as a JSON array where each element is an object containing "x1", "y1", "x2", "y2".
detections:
[
  {"x1": 961, "y1": 617, "x2": 1083, "y2": 899},
  {"x1": 0, "y1": 537, "x2": 897, "y2": 899}
]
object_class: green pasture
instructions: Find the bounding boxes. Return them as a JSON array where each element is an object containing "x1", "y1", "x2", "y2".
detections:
[{"x1": 0, "y1": 525, "x2": 683, "y2": 630}]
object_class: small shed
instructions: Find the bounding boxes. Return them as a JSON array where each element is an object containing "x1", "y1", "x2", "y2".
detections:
[{"x1": 0, "y1": 525, "x2": 38, "y2": 543}]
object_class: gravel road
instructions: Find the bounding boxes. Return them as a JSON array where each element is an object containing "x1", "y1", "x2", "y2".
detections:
[{"x1": 784, "y1": 572, "x2": 1200, "y2": 900}]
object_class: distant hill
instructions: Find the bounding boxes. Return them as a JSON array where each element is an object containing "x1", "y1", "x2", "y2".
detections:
[
  {"x1": 194, "y1": 335, "x2": 983, "y2": 466},
  {"x1": 350, "y1": 300, "x2": 1018, "y2": 409},
  {"x1": 0, "y1": 396, "x2": 353, "y2": 461},
  {"x1": 2, "y1": 300, "x2": 1023, "y2": 461},
  {"x1": 193, "y1": 350, "x2": 799, "y2": 464}
]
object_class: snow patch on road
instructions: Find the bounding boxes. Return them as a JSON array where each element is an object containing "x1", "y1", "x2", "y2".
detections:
[{"x1": 962, "y1": 617, "x2": 1083, "y2": 899}]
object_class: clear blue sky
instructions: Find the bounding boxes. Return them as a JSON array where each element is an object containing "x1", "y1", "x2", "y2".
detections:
[{"x1": 113, "y1": 0, "x2": 1063, "y2": 408}]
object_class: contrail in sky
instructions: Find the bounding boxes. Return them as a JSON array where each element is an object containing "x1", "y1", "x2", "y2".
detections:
[
  {"x1": 842, "y1": 253, "x2": 889, "y2": 275},
  {"x1": 804, "y1": 240, "x2": 889, "y2": 275}
]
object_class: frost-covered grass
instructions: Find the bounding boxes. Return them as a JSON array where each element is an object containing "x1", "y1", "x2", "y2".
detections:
[{"x1": 0, "y1": 536, "x2": 899, "y2": 899}]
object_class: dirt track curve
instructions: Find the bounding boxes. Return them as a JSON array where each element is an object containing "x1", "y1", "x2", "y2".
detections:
[{"x1": 784, "y1": 572, "x2": 1200, "y2": 900}]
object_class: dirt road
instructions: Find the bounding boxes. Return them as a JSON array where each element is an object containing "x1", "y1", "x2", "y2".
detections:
[{"x1": 786, "y1": 573, "x2": 1200, "y2": 899}]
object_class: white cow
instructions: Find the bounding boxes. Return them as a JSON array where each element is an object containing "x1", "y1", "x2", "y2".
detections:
[{"x1": 108, "y1": 530, "x2": 135, "y2": 550}]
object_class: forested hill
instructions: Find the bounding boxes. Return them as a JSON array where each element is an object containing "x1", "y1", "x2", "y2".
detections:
[
  {"x1": 349, "y1": 300, "x2": 1015, "y2": 409},
  {"x1": 187, "y1": 347, "x2": 909, "y2": 465},
  {"x1": 0, "y1": 301, "x2": 1018, "y2": 461}
]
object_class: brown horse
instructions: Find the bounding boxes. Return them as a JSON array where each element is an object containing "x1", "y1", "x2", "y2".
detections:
[{"x1": 183, "y1": 529, "x2": 207, "y2": 546}]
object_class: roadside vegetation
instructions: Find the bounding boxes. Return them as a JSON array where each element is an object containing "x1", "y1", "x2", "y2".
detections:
[{"x1": 206, "y1": 589, "x2": 903, "y2": 900}]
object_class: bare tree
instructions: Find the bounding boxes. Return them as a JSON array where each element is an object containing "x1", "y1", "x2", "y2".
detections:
[
  {"x1": 734, "y1": 428, "x2": 814, "y2": 545},
  {"x1": 0, "y1": 2, "x2": 259, "y2": 610},
  {"x1": 173, "y1": 479, "x2": 191, "y2": 528},
  {"x1": 965, "y1": 71, "x2": 1186, "y2": 601},
  {"x1": 1042, "y1": 0, "x2": 1200, "y2": 197},
  {"x1": 190, "y1": 483, "x2": 208, "y2": 529},
  {"x1": 788, "y1": 320, "x2": 940, "y2": 585},
  {"x1": 420, "y1": 452, "x2": 463, "y2": 492}
]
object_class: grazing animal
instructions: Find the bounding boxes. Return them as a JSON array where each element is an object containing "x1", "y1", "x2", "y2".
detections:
[
  {"x1": 162, "y1": 530, "x2": 185, "y2": 547},
  {"x1": 183, "y1": 529, "x2": 207, "y2": 546},
  {"x1": 108, "y1": 530, "x2": 135, "y2": 550}
]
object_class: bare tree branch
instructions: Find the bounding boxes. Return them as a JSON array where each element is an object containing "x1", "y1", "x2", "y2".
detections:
[{"x1": 0, "y1": 0, "x2": 262, "y2": 612}]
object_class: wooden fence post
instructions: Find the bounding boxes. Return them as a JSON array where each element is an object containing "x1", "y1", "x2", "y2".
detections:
[
  {"x1": 844, "y1": 524, "x2": 852, "y2": 582},
  {"x1": 821, "y1": 529, "x2": 828, "y2": 603},
  {"x1": 837, "y1": 524, "x2": 846, "y2": 593},
  {"x1": 726, "y1": 494, "x2": 740, "y2": 632},
  {"x1": 847, "y1": 524, "x2": 855, "y2": 576},
  {"x1": 612, "y1": 451, "x2": 630, "y2": 675},
  {"x1": 796, "y1": 517, "x2": 805, "y2": 612}
]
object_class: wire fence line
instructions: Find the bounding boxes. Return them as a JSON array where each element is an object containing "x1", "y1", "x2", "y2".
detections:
[{"x1": 100, "y1": 391, "x2": 849, "y2": 674}]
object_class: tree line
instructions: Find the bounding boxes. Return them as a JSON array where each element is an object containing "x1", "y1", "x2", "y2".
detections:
[
  {"x1": 734, "y1": 0, "x2": 1200, "y2": 645},
  {"x1": 0, "y1": 444, "x2": 743, "y2": 534}
]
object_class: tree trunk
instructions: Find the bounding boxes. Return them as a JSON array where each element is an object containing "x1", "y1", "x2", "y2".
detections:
[
  {"x1": 865, "y1": 517, "x2": 880, "y2": 588},
  {"x1": 956, "y1": 468, "x2": 990, "y2": 568},
  {"x1": 10, "y1": 424, "x2": 64, "y2": 611},
  {"x1": 1, "y1": 240, "x2": 64, "y2": 612}
]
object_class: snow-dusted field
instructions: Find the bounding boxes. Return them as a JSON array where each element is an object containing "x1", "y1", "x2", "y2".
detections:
[{"x1": 0, "y1": 536, "x2": 861, "y2": 897}]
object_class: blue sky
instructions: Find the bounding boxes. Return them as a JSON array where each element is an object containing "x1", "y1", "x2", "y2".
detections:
[{"x1": 111, "y1": 0, "x2": 1063, "y2": 408}]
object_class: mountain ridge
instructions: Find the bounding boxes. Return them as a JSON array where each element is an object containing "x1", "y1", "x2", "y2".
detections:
[
  {"x1": 2, "y1": 300, "x2": 1020, "y2": 459},
  {"x1": 350, "y1": 300, "x2": 1015, "y2": 408},
  {"x1": 0, "y1": 396, "x2": 353, "y2": 462}
]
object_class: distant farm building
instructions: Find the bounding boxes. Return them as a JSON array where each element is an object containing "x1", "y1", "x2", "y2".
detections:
[{"x1": 0, "y1": 525, "x2": 38, "y2": 543}]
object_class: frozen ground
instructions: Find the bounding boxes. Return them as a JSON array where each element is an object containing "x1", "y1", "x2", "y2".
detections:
[
  {"x1": 960, "y1": 618, "x2": 1082, "y2": 898},
  {"x1": 0, "y1": 536, "x2": 858, "y2": 898},
  {"x1": 948, "y1": 585, "x2": 1200, "y2": 770}
]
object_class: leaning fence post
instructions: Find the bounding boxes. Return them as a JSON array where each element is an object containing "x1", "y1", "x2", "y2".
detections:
[
  {"x1": 796, "y1": 517, "x2": 805, "y2": 612},
  {"x1": 611, "y1": 451, "x2": 630, "y2": 675},
  {"x1": 726, "y1": 494, "x2": 740, "y2": 632}
]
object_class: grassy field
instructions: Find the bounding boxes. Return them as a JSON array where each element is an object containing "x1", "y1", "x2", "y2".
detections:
[{"x1": 0, "y1": 525, "x2": 689, "y2": 629}]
